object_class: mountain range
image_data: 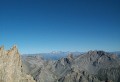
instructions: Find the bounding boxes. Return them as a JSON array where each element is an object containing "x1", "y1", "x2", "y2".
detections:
[{"x1": 0, "y1": 45, "x2": 120, "y2": 82}]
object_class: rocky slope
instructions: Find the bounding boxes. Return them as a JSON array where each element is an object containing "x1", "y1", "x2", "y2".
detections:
[
  {"x1": 0, "y1": 45, "x2": 35, "y2": 82},
  {"x1": 22, "y1": 51, "x2": 120, "y2": 82}
]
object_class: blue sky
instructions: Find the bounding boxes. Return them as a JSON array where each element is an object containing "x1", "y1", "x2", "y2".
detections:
[{"x1": 0, "y1": 0, "x2": 120, "y2": 54}]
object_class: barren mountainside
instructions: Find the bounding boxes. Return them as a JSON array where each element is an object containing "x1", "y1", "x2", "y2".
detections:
[
  {"x1": 0, "y1": 45, "x2": 120, "y2": 82},
  {"x1": 22, "y1": 51, "x2": 120, "y2": 82}
]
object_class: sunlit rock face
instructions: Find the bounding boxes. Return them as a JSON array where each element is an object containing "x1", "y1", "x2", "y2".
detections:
[{"x1": 0, "y1": 45, "x2": 35, "y2": 82}]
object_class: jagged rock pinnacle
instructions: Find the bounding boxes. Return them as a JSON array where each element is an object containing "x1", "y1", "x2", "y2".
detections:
[{"x1": 0, "y1": 45, "x2": 35, "y2": 82}]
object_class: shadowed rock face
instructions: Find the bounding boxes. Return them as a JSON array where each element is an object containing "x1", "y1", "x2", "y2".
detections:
[
  {"x1": 0, "y1": 46, "x2": 35, "y2": 82},
  {"x1": 22, "y1": 50, "x2": 120, "y2": 82}
]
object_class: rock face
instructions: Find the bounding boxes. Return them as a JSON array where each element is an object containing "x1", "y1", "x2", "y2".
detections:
[
  {"x1": 22, "y1": 55, "x2": 45, "y2": 78},
  {"x1": 23, "y1": 50, "x2": 120, "y2": 82},
  {"x1": 0, "y1": 45, "x2": 35, "y2": 82}
]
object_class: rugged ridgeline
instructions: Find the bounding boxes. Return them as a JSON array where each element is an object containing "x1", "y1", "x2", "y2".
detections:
[
  {"x1": 22, "y1": 51, "x2": 120, "y2": 82},
  {"x1": 0, "y1": 46, "x2": 35, "y2": 82}
]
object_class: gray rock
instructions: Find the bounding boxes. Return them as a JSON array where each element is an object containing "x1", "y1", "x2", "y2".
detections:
[{"x1": 22, "y1": 50, "x2": 120, "y2": 82}]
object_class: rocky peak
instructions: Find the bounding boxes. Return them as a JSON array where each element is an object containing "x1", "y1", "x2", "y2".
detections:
[
  {"x1": 7, "y1": 45, "x2": 19, "y2": 55},
  {"x1": 0, "y1": 45, "x2": 35, "y2": 82},
  {"x1": 11, "y1": 45, "x2": 18, "y2": 51},
  {"x1": 87, "y1": 50, "x2": 106, "y2": 56}
]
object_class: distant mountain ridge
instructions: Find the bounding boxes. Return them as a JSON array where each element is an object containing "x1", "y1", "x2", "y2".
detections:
[
  {"x1": 111, "y1": 51, "x2": 120, "y2": 55},
  {"x1": 22, "y1": 51, "x2": 120, "y2": 60},
  {"x1": 23, "y1": 51, "x2": 82, "y2": 60}
]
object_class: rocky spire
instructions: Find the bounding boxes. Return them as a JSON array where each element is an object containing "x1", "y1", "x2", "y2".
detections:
[{"x1": 0, "y1": 45, "x2": 35, "y2": 82}]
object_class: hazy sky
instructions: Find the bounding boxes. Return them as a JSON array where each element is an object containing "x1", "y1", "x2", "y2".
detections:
[{"x1": 0, "y1": 0, "x2": 120, "y2": 54}]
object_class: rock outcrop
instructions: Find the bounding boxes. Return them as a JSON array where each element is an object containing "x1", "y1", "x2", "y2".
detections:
[{"x1": 0, "y1": 45, "x2": 35, "y2": 82}]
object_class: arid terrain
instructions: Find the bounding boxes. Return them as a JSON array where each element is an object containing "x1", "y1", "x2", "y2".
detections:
[{"x1": 0, "y1": 46, "x2": 120, "y2": 82}]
